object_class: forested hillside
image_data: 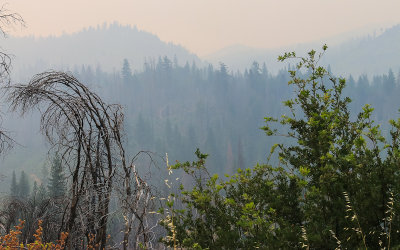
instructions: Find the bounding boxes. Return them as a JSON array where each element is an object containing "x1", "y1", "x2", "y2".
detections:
[
  {"x1": 3, "y1": 56, "x2": 400, "y2": 188},
  {"x1": 3, "y1": 23, "x2": 201, "y2": 81},
  {"x1": 75, "y1": 58, "x2": 400, "y2": 173}
]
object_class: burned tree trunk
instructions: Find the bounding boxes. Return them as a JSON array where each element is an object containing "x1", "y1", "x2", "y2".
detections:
[
  {"x1": 8, "y1": 71, "x2": 159, "y2": 248},
  {"x1": 8, "y1": 71, "x2": 124, "y2": 248}
]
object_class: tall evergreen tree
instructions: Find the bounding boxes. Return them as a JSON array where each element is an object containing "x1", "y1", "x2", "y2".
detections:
[
  {"x1": 37, "y1": 183, "x2": 48, "y2": 202},
  {"x1": 47, "y1": 155, "x2": 65, "y2": 198},
  {"x1": 121, "y1": 58, "x2": 132, "y2": 84},
  {"x1": 384, "y1": 68, "x2": 396, "y2": 92},
  {"x1": 41, "y1": 165, "x2": 49, "y2": 187},
  {"x1": 10, "y1": 170, "x2": 18, "y2": 196},
  {"x1": 31, "y1": 181, "x2": 38, "y2": 199},
  {"x1": 18, "y1": 171, "x2": 30, "y2": 198}
]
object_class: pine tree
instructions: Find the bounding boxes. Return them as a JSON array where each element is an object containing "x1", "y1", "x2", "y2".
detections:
[
  {"x1": 37, "y1": 183, "x2": 47, "y2": 202},
  {"x1": 47, "y1": 155, "x2": 65, "y2": 198},
  {"x1": 32, "y1": 181, "x2": 38, "y2": 196},
  {"x1": 121, "y1": 58, "x2": 132, "y2": 84},
  {"x1": 31, "y1": 180, "x2": 48, "y2": 203},
  {"x1": 18, "y1": 171, "x2": 30, "y2": 198},
  {"x1": 10, "y1": 170, "x2": 18, "y2": 196},
  {"x1": 31, "y1": 181, "x2": 38, "y2": 201},
  {"x1": 41, "y1": 165, "x2": 49, "y2": 187}
]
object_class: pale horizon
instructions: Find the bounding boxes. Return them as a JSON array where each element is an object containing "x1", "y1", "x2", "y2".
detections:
[{"x1": 6, "y1": 0, "x2": 400, "y2": 56}]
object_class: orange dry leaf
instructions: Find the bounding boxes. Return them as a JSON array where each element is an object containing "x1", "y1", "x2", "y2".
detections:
[{"x1": 0, "y1": 220, "x2": 68, "y2": 250}]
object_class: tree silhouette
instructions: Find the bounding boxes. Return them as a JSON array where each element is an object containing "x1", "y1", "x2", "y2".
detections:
[{"x1": 47, "y1": 155, "x2": 65, "y2": 198}]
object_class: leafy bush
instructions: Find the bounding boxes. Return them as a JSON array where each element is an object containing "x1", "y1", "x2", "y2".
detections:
[{"x1": 160, "y1": 46, "x2": 400, "y2": 249}]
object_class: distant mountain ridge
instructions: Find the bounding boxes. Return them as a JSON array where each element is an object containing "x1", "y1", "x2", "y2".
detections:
[
  {"x1": 2, "y1": 22, "x2": 400, "y2": 80},
  {"x1": 204, "y1": 24, "x2": 400, "y2": 77},
  {"x1": 2, "y1": 22, "x2": 202, "y2": 80},
  {"x1": 323, "y1": 24, "x2": 400, "y2": 77}
]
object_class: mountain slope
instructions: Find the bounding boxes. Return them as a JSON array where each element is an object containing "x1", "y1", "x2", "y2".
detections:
[
  {"x1": 323, "y1": 24, "x2": 400, "y2": 77},
  {"x1": 2, "y1": 22, "x2": 201, "y2": 80},
  {"x1": 204, "y1": 24, "x2": 400, "y2": 77}
]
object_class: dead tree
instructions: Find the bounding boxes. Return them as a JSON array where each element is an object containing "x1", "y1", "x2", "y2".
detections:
[
  {"x1": 8, "y1": 71, "x2": 124, "y2": 248},
  {"x1": 8, "y1": 71, "x2": 158, "y2": 249},
  {"x1": 0, "y1": 5, "x2": 158, "y2": 248},
  {"x1": 0, "y1": 4, "x2": 24, "y2": 84},
  {"x1": 0, "y1": 195, "x2": 61, "y2": 243},
  {"x1": 114, "y1": 151, "x2": 160, "y2": 249}
]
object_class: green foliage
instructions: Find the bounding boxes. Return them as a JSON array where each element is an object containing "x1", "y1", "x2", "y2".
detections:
[
  {"x1": 161, "y1": 151, "x2": 303, "y2": 249},
  {"x1": 270, "y1": 45, "x2": 400, "y2": 248},
  {"x1": 161, "y1": 46, "x2": 400, "y2": 248}
]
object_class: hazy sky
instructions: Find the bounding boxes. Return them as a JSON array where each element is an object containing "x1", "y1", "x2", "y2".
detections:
[{"x1": 7, "y1": 0, "x2": 400, "y2": 56}]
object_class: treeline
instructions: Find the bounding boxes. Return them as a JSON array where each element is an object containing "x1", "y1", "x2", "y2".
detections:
[
  {"x1": 10, "y1": 156, "x2": 65, "y2": 199},
  {"x1": 68, "y1": 56, "x2": 400, "y2": 175},
  {"x1": 3, "y1": 155, "x2": 66, "y2": 243}
]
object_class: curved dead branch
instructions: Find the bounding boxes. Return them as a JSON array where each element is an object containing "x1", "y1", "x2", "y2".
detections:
[
  {"x1": 7, "y1": 71, "x2": 159, "y2": 248},
  {"x1": 8, "y1": 71, "x2": 124, "y2": 248},
  {"x1": 0, "y1": 4, "x2": 25, "y2": 153},
  {"x1": 0, "y1": 4, "x2": 24, "y2": 37}
]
